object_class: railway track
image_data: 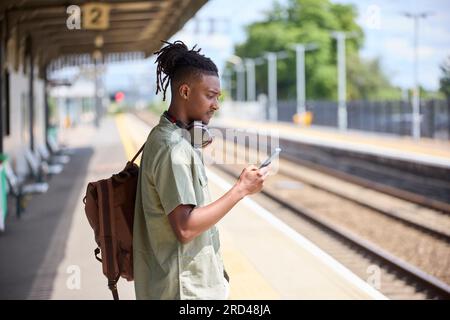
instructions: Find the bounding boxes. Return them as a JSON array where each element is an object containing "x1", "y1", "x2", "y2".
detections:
[
  {"x1": 212, "y1": 126, "x2": 450, "y2": 215},
  {"x1": 234, "y1": 184, "x2": 450, "y2": 300},
  {"x1": 134, "y1": 111, "x2": 450, "y2": 299},
  {"x1": 216, "y1": 142, "x2": 450, "y2": 299}
]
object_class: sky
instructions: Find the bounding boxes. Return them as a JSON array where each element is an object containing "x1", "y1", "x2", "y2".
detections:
[
  {"x1": 337, "y1": 0, "x2": 450, "y2": 90},
  {"x1": 104, "y1": 0, "x2": 450, "y2": 93}
]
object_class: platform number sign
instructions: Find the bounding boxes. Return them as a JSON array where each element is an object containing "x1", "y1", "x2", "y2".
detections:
[{"x1": 83, "y1": 3, "x2": 110, "y2": 30}]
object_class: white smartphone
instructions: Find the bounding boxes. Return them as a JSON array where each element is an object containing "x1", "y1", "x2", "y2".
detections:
[{"x1": 259, "y1": 147, "x2": 281, "y2": 169}]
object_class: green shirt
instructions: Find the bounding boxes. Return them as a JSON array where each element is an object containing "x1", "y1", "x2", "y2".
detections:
[{"x1": 133, "y1": 115, "x2": 226, "y2": 300}]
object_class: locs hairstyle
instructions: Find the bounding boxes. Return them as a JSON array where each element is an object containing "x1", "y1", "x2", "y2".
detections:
[{"x1": 154, "y1": 40, "x2": 218, "y2": 101}]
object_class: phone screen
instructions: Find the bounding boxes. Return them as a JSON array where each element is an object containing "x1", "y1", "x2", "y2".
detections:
[{"x1": 259, "y1": 148, "x2": 281, "y2": 169}]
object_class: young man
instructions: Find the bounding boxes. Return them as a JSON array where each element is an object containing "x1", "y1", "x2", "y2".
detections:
[{"x1": 133, "y1": 40, "x2": 268, "y2": 300}]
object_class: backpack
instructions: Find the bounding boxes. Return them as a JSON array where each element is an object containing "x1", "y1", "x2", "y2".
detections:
[{"x1": 83, "y1": 143, "x2": 145, "y2": 300}]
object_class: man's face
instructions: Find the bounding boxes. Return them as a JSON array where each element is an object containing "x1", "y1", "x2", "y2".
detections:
[{"x1": 186, "y1": 74, "x2": 221, "y2": 125}]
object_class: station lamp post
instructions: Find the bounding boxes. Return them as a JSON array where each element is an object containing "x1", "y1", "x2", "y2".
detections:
[
  {"x1": 244, "y1": 57, "x2": 265, "y2": 102},
  {"x1": 227, "y1": 55, "x2": 245, "y2": 101},
  {"x1": 401, "y1": 11, "x2": 433, "y2": 140},
  {"x1": 331, "y1": 31, "x2": 357, "y2": 131},
  {"x1": 290, "y1": 43, "x2": 318, "y2": 117}
]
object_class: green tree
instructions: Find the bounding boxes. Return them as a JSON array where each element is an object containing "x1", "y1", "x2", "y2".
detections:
[
  {"x1": 439, "y1": 56, "x2": 450, "y2": 100},
  {"x1": 229, "y1": 0, "x2": 398, "y2": 101},
  {"x1": 346, "y1": 52, "x2": 401, "y2": 100}
]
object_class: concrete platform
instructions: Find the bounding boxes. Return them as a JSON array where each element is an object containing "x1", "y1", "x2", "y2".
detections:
[
  {"x1": 48, "y1": 118, "x2": 136, "y2": 299},
  {"x1": 0, "y1": 145, "x2": 94, "y2": 299},
  {"x1": 0, "y1": 117, "x2": 135, "y2": 299}
]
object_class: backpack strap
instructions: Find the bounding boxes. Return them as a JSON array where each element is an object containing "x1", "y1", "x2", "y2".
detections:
[
  {"x1": 130, "y1": 143, "x2": 145, "y2": 164},
  {"x1": 108, "y1": 275, "x2": 120, "y2": 300},
  {"x1": 93, "y1": 245, "x2": 121, "y2": 301},
  {"x1": 98, "y1": 179, "x2": 120, "y2": 300}
]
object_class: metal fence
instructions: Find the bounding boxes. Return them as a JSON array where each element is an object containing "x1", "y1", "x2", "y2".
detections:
[{"x1": 276, "y1": 99, "x2": 450, "y2": 140}]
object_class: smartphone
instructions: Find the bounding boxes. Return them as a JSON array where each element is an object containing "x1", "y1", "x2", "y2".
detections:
[{"x1": 259, "y1": 147, "x2": 281, "y2": 169}]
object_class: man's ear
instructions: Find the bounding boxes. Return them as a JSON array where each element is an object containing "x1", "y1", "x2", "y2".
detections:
[{"x1": 179, "y1": 84, "x2": 190, "y2": 100}]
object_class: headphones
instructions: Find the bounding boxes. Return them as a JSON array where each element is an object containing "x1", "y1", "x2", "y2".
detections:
[{"x1": 163, "y1": 111, "x2": 213, "y2": 149}]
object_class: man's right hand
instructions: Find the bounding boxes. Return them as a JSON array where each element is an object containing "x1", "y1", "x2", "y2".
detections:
[{"x1": 235, "y1": 165, "x2": 269, "y2": 197}]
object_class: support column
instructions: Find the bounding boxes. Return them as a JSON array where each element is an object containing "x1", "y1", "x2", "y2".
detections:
[
  {"x1": 44, "y1": 70, "x2": 49, "y2": 147},
  {"x1": 267, "y1": 52, "x2": 277, "y2": 121},
  {"x1": 27, "y1": 36, "x2": 34, "y2": 151},
  {"x1": 0, "y1": 21, "x2": 4, "y2": 154}
]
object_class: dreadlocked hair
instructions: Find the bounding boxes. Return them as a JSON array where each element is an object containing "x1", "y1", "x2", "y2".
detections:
[{"x1": 154, "y1": 40, "x2": 218, "y2": 101}]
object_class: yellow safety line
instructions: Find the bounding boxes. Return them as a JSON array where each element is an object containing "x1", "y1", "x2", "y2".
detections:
[
  {"x1": 220, "y1": 229, "x2": 281, "y2": 300},
  {"x1": 115, "y1": 114, "x2": 136, "y2": 161}
]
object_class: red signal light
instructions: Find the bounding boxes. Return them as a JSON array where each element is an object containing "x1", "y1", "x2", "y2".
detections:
[{"x1": 115, "y1": 91, "x2": 125, "y2": 103}]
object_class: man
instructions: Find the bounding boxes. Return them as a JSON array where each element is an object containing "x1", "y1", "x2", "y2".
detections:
[{"x1": 133, "y1": 40, "x2": 268, "y2": 300}]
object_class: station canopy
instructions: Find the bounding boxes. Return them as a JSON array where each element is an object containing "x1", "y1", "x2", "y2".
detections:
[{"x1": 0, "y1": 0, "x2": 207, "y2": 76}]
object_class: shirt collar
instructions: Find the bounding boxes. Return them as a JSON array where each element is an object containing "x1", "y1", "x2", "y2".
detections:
[{"x1": 159, "y1": 114, "x2": 178, "y2": 129}]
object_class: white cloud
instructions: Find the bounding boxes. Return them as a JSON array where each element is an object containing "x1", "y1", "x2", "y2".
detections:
[
  {"x1": 341, "y1": 0, "x2": 450, "y2": 90},
  {"x1": 383, "y1": 37, "x2": 438, "y2": 61}
]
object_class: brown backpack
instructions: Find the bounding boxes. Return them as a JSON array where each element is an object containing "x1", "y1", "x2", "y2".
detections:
[{"x1": 83, "y1": 144, "x2": 145, "y2": 300}]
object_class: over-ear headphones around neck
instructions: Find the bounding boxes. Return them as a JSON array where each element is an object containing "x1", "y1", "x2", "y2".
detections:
[{"x1": 163, "y1": 111, "x2": 213, "y2": 149}]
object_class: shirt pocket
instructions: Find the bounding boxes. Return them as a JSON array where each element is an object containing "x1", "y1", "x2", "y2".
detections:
[
  {"x1": 198, "y1": 169, "x2": 208, "y2": 187},
  {"x1": 196, "y1": 166, "x2": 211, "y2": 205}
]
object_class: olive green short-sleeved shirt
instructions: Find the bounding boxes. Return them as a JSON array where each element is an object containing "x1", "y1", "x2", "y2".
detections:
[{"x1": 133, "y1": 115, "x2": 226, "y2": 300}]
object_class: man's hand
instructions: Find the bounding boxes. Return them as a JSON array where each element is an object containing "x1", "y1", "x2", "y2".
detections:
[
  {"x1": 234, "y1": 165, "x2": 269, "y2": 197},
  {"x1": 168, "y1": 164, "x2": 270, "y2": 244}
]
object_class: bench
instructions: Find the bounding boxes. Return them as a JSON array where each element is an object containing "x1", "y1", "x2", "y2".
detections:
[
  {"x1": 4, "y1": 161, "x2": 48, "y2": 217},
  {"x1": 47, "y1": 135, "x2": 74, "y2": 156},
  {"x1": 25, "y1": 149, "x2": 63, "y2": 181},
  {"x1": 37, "y1": 144, "x2": 70, "y2": 165}
]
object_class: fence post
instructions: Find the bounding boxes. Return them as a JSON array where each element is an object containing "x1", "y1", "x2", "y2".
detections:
[
  {"x1": 447, "y1": 98, "x2": 450, "y2": 140},
  {"x1": 402, "y1": 100, "x2": 409, "y2": 136},
  {"x1": 371, "y1": 102, "x2": 376, "y2": 132},
  {"x1": 386, "y1": 101, "x2": 392, "y2": 134},
  {"x1": 429, "y1": 99, "x2": 435, "y2": 139}
]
